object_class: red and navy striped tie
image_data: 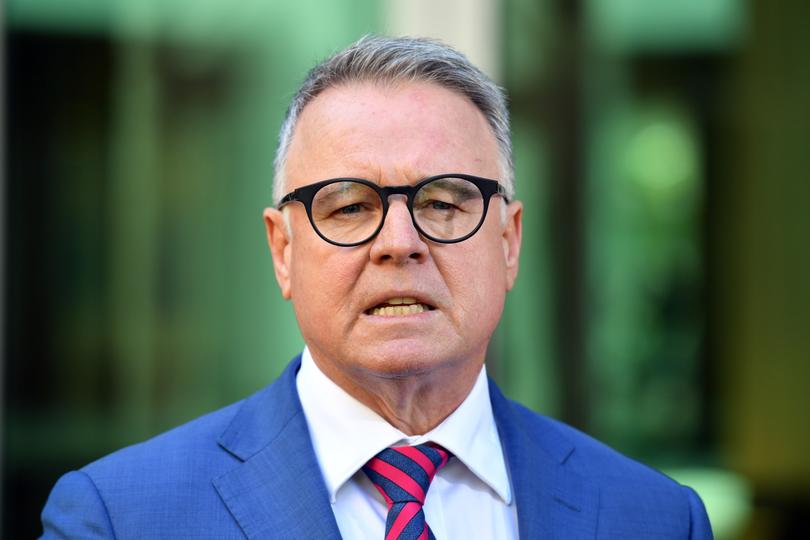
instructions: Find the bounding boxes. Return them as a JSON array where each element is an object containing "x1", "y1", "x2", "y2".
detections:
[{"x1": 362, "y1": 444, "x2": 452, "y2": 540}]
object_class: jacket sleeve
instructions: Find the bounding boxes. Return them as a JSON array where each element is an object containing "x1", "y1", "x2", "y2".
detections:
[
  {"x1": 685, "y1": 485, "x2": 714, "y2": 540},
  {"x1": 40, "y1": 470, "x2": 116, "y2": 539}
]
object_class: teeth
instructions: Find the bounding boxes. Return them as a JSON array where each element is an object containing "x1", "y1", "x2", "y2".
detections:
[
  {"x1": 387, "y1": 297, "x2": 417, "y2": 305},
  {"x1": 371, "y1": 304, "x2": 428, "y2": 316}
]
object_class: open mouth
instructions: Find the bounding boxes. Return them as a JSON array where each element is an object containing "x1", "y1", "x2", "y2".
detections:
[{"x1": 365, "y1": 297, "x2": 436, "y2": 317}]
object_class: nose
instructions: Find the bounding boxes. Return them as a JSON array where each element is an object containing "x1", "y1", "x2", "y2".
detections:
[{"x1": 369, "y1": 195, "x2": 429, "y2": 264}]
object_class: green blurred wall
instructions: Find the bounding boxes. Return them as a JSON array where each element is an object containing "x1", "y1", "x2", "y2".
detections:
[
  {"x1": 5, "y1": 0, "x2": 381, "y2": 462},
  {"x1": 717, "y1": 0, "x2": 810, "y2": 501},
  {"x1": 5, "y1": 1, "x2": 809, "y2": 538}
]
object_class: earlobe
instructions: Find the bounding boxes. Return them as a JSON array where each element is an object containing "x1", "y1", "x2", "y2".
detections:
[
  {"x1": 263, "y1": 208, "x2": 293, "y2": 300},
  {"x1": 502, "y1": 201, "x2": 523, "y2": 291}
]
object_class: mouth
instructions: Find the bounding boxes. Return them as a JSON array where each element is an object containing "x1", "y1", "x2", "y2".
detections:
[{"x1": 364, "y1": 296, "x2": 436, "y2": 317}]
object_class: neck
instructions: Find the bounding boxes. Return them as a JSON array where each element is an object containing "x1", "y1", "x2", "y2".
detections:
[{"x1": 311, "y1": 353, "x2": 483, "y2": 435}]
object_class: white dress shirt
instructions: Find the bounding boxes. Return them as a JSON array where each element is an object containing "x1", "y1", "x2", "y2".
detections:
[{"x1": 296, "y1": 347, "x2": 519, "y2": 539}]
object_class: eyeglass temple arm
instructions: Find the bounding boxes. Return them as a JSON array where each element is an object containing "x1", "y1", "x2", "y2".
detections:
[
  {"x1": 277, "y1": 192, "x2": 298, "y2": 208},
  {"x1": 497, "y1": 184, "x2": 510, "y2": 203}
]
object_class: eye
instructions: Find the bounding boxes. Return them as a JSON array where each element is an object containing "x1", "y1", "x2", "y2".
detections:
[
  {"x1": 339, "y1": 203, "x2": 363, "y2": 214},
  {"x1": 430, "y1": 200, "x2": 454, "y2": 211}
]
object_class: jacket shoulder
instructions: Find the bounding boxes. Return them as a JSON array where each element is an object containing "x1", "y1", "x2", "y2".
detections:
[
  {"x1": 82, "y1": 355, "x2": 303, "y2": 482},
  {"x1": 41, "y1": 395, "x2": 256, "y2": 539},
  {"x1": 84, "y1": 396, "x2": 246, "y2": 479},
  {"x1": 504, "y1": 400, "x2": 713, "y2": 538},
  {"x1": 507, "y1": 400, "x2": 680, "y2": 487},
  {"x1": 40, "y1": 355, "x2": 306, "y2": 539}
]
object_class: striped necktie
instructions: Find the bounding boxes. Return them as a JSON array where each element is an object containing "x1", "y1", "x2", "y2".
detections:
[{"x1": 362, "y1": 444, "x2": 452, "y2": 540}]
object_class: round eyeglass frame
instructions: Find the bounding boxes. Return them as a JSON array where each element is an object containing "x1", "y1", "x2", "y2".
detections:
[{"x1": 277, "y1": 173, "x2": 510, "y2": 247}]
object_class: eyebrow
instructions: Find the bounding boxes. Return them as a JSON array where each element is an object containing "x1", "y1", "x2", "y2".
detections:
[
  {"x1": 419, "y1": 180, "x2": 480, "y2": 202},
  {"x1": 312, "y1": 182, "x2": 372, "y2": 203}
]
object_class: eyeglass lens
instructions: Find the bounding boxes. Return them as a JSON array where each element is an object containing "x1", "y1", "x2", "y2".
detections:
[{"x1": 310, "y1": 177, "x2": 486, "y2": 244}]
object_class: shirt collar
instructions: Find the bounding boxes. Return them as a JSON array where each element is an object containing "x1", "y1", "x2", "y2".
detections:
[{"x1": 296, "y1": 347, "x2": 512, "y2": 504}]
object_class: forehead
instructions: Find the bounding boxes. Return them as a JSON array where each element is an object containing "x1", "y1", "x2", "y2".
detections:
[{"x1": 284, "y1": 81, "x2": 501, "y2": 188}]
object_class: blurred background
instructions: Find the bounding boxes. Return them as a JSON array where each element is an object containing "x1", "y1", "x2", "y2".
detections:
[{"x1": 2, "y1": 0, "x2": 808, "y2": 538}]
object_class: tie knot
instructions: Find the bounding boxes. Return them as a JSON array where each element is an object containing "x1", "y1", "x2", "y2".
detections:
[{"x1": 362, "y1": 443, "x2": 452, "y2": 505}]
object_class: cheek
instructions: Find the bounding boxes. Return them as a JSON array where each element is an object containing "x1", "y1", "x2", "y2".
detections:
[
  {"x1": 289, "y1": 240, "x2": 366, "y2": 312},
  {"x1": 440, "y1": 243, "x2": 507, "y2": 318}
]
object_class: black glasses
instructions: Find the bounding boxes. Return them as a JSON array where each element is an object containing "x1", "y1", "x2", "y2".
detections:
[{"x1": 277, "y1": 174, "x2": 509, "y2": 247}]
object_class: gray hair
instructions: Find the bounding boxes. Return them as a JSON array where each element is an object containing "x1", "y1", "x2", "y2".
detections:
[{"x1": 272, "y1": 35, "x2": 514, "y2": 205}]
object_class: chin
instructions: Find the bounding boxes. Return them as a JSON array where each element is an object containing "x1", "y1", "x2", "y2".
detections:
[{"x1": 352, "y1": 341, "x2": 461, "y2": 379}]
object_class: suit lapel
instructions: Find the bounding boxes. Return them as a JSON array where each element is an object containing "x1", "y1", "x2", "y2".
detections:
[
  {"x1": 490, "y1": 380, "x2": 599, "y2": 540},
  {"x1": 213, "y1": 357, "x2": 342, "y2": 540},
  {"x1": 211, "y1": 357, "x2": 599, "y2": 539}
]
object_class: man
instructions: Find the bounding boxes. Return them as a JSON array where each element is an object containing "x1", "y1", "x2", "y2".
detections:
[{"x1": 40, "y1": 36, "x2": 713, "y2": 539}]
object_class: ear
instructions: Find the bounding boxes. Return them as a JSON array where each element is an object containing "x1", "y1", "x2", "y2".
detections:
[
  {"x1": 502, "y1": 200, "x2": 523, "y2": 291},
  {"x1": 263, "y1": 207, "x2": 293, "y2": 300}
]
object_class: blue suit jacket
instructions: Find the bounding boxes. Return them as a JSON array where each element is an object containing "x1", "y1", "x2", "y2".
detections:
[{"x1": 40, "y1": 356, "x2": 713, "y2": 539}]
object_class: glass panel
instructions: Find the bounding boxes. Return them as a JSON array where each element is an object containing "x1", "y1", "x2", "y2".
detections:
[
  {"x1": 312, "y1": 181, "x2": 383, "y2": 244},
  {"x1": 414, "y1": 177, "x2": 484, "y2": 240}
]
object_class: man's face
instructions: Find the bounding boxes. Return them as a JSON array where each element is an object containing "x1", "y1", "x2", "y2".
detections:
[{"x1": 264, "y1": 81, "x2": 522, "y2": 384}]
